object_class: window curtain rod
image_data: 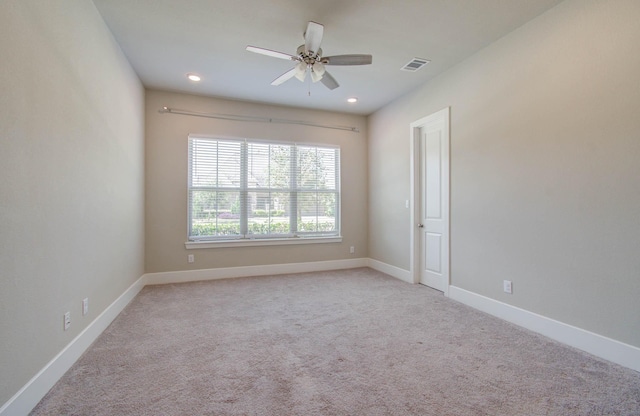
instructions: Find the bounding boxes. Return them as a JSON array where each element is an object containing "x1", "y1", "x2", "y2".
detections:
[{"x1": 159, "y1": 107, "x2": 360, "y2": 133}]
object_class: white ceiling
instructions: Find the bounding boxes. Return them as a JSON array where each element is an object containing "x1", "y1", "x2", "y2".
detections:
[{"x1": 93, "y1": 0, "x2": 564, "y2": 115}]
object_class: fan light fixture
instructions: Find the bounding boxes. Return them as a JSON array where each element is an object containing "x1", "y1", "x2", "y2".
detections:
[
  {"x1": 294, "y1": 62, "x2": 307, "y2": 82},
  {"x1": 311, "y1": 62, "x2": 326, "y2": 83},
  {"x1": 347, "y1": 97, "x2": 358, "y2": 103},
  {"x1": 245, "y1": 21, "x2": 373, "y2": 91},
  {"x1": 187, "y1": 73, "x2": 201, "y2": 82}
]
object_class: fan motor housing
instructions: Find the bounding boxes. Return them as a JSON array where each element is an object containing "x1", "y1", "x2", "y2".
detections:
[{"x1": 297, "y1": 45, "x2": 322, "y2": 64}]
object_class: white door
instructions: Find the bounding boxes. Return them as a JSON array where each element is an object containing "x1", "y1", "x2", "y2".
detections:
[{"x1": 414, "y1": 108, "x2": 449, "y2": 293}]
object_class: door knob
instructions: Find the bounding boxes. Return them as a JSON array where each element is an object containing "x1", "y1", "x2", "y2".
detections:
[{"x1": 418, "y1": 224, "x2": 424, "y2": 228}]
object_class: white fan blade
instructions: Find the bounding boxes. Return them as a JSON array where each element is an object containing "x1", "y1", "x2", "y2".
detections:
[
  {"x1": 246, "y1": 45, "x2": 296, "y2": 61},
  {"x1": 320, "y1": 71, "x2": 339, "y2": 90},
  {"x1": 271, "y1": 67, "x2": 298, "y2": 86},
  {"x1": 304, "y1": 21, "x2": 324, "y2": 54},
  {"x1": 322, "y1": 54, "x2": 373, "y2": 65}
]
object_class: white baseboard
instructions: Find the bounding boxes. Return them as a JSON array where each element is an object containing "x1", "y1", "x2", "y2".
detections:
[
  {"x1": 448, "y1": 285, "x2": 640, "y2": 373},
  {"x1": 7, "y1": 264, "x2": 639, "y2": 416},
  {"x1": 144, "y1": 258, "x2": 369, "y2": 285},
  {"x1": 0, "y1": 276, "x2": 146, "y2": 416},
  {"x1": 367, "y1": 258, "x2": 413, "y2": 283},
  {"x1": 3, "y1": 260, "x2": 368, "y2": 415}
]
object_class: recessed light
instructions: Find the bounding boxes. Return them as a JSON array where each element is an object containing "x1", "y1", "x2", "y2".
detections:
[
  {"x1": 187, "y1": 73, "x2": 201, "y2": 82},
  {"x1": 347, "y1": 97, "x2": 358, "y2": 103}
]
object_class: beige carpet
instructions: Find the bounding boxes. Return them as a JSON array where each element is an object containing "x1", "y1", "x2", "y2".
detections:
[{"x1": 31, "y1": 268, "x2": 640, "y2": 415}]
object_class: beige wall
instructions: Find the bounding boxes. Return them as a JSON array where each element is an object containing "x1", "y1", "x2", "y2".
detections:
[
  {"x1": 0, "y1": 0, "x2": 145, "y2": 406},
  {"x1": 2, "y1": 0, "x2": 638, "y2": 409},
  {"x1": 145, "y1": 90, "x2": 368, "y2": 273},
  {"x1": 368, "y1": 0, "x2": 640, "y2": 347}
]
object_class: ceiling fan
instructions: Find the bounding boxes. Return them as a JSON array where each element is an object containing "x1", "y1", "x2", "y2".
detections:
[{"x1": 246, "y1": 21, "x2": 372, "y2": 90}]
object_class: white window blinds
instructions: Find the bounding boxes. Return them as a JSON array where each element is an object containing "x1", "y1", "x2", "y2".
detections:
[{"x1": 188, "y1": 136, "x2": 340, "y2": 241}]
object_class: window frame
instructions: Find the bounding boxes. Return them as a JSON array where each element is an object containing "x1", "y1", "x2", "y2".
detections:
[{"x1": 186, "y1": 135, "x2": 341, "y2": 248}]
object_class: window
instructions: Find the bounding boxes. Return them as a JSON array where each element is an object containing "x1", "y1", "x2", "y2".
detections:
[{"x1": 188, "y1": 136, "x2": 340, "y2": 243}]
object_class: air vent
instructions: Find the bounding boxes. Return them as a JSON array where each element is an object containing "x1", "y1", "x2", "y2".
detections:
[{"x1": 401, "y1": 58, "x2": 430, "y2": 72}]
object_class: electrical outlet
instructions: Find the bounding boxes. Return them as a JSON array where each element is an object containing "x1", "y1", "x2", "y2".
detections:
[
  {"x1": 349, "y1": 246, "x2": 355, "y2": 254},
  {"x1": 503, "y1": 280, "x2": 513, "y2": 294},
  {"x1": 188, "y1": 254, "x2": 194, "y2": 263},
  {"x1": 82, "y1": 298, "x2": 89, "y2": 316},
  {"x1": 64, "y1": 311, "x2": 71, "y2": 331}
]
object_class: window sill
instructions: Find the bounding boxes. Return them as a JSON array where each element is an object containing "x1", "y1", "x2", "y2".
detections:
[{"x1": 185, "y1": 236, "x2": 343, "y2": 249}]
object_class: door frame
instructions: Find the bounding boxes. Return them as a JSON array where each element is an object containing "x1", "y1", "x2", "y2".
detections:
[{"x1": 409, "y1": 107, "x2": 451, "y2": 296}]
